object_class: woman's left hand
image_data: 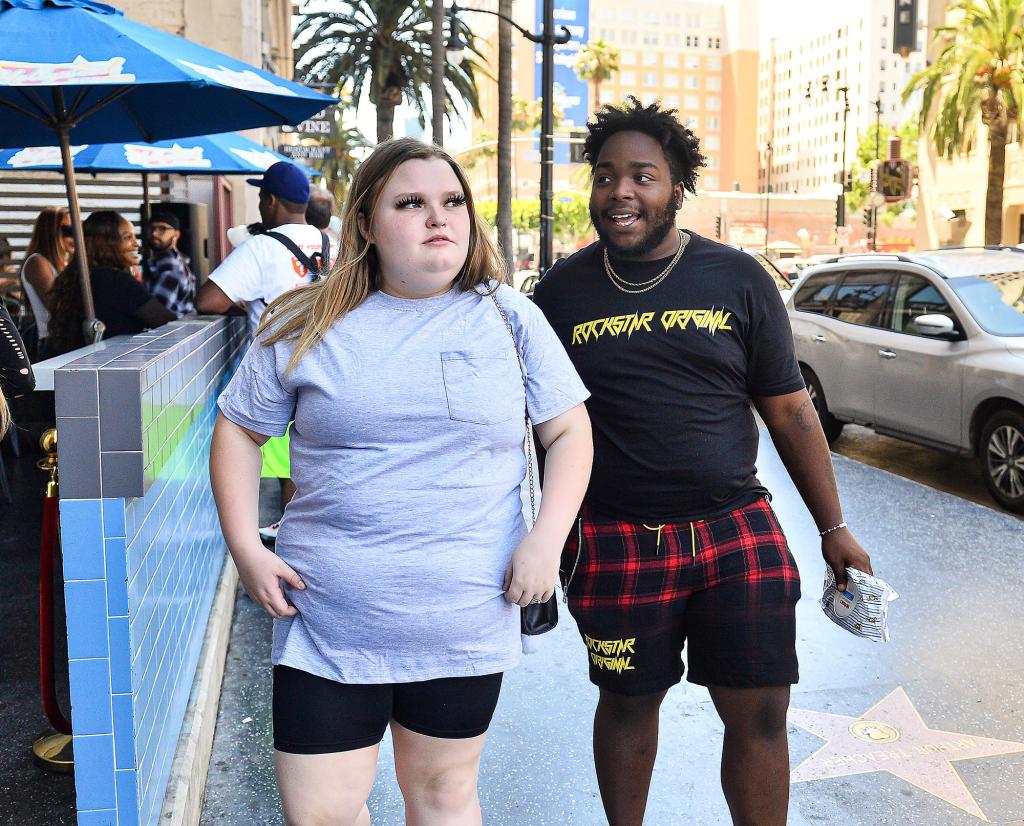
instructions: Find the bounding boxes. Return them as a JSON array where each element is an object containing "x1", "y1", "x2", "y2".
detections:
[{"x1": 503, "y1": 532, "x2": 559, "y2": 607}]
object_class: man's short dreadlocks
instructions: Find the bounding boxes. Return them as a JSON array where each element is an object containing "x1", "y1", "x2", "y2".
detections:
[{"x1": 583, "y1": 96, "x2": 707, "y2": 195}]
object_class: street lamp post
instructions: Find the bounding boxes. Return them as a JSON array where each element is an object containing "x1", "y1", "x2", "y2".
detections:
[
  {"x1": 806, "y1": 76, "x2": 850, "y2": 249},
  {"x1": 446, "y1": 0, "x2": 570, "y2": 274}
]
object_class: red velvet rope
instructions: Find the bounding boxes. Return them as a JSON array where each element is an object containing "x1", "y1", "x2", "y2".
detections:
[{"x1": 39, "y1": 495, "x2": 71, "y2": 735}]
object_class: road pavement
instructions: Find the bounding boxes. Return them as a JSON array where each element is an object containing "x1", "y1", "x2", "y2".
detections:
[{"x1": 201, "y1": 432, "x2": 1024, "y2": 825}]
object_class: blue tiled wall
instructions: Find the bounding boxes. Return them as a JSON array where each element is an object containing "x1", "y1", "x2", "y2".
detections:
[{"x1": 57, "y1": 317, "x2": 247, "y2": 826}]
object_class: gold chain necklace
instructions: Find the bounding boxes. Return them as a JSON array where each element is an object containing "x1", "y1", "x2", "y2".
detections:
[{"x1": 603, "y1": 230, "x2": 689, "y2": 294}]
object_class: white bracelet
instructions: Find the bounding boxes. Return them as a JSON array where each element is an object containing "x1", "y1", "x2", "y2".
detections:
[{"x1": 819, "y1": 521, "x2": 848, "y2": 537}]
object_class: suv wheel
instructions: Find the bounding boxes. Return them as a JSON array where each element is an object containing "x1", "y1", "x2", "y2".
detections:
[
  {"x1": 800, "y1": 366, "x2": 844, "y2": 444},
  {"x1": 980, "y1": 409, "x2": 1024, "y2": 513}
]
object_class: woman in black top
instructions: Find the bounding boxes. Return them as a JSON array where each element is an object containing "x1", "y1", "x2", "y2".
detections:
[
  {"x1": 47, "y1": 211, "x2": 175, "y2": 355},
  {"x1": 0, "y1": 300, "x2": 34, "y2": 437}
]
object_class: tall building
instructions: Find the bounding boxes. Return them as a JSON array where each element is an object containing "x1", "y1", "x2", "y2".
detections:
[
  {"x1": 756, "y1": 0, "x2": 928, "y2": 197},
  {"x1": 463, "y1": 0, "x2": 761, "y2": 255}
]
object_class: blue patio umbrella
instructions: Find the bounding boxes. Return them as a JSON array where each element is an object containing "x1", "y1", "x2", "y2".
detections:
[
  {"x1": 0, "y1": 132, "x2": 319, "y2": 219},
  {"x1": 0, "y1": 0, "x2": 337, "y2": 340},
  {"x1": 0, "y1": 132, "x2": 319, "y2": 176}
]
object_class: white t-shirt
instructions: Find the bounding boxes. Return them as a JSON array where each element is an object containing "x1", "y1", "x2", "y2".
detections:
[{"x1": 208, "y1": 223, "x2": 336, "y2": 332}]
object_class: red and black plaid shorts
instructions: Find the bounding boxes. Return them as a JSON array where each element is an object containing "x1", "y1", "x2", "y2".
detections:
[{"x1": 559, "y1": 496, "x2": 800, "y2": 695}]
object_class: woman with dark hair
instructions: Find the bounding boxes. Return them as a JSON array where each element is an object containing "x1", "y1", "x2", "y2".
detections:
[
  {"x1": 20, "y1": 206, "x2": 74, "y2": 358},
  {"x1": 47, "y1": 210, "x2": 174, "y2": 355}
]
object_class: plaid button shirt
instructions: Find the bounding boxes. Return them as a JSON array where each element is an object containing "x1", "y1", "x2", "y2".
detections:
[{"x1": 144, "y1": 247, "x2": 196, "y2": 318}]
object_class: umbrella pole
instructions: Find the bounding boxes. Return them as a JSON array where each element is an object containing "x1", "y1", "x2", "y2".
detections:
[
  {"x1": 55, "y1": 115, "x2": 104, "y2": 345},
  {"x1": 141, "y1": 172, "x2": 151, "y2": 224}
]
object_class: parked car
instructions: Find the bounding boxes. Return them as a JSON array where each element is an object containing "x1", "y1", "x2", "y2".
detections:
[
  {"x1": 786, "y1": 247, "x2": 1024, "y2": 512},
  {"x1": 746, "y1": 250, "x2": 794, "y2": 302}
]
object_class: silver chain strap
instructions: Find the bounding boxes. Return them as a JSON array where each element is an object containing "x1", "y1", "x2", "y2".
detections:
[{"x1": 489, "y1": 291, "x2": 537, "y2": 527}]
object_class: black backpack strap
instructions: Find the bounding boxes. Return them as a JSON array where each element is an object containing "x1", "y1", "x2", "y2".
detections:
[{"x1": 264, "y1": 230, "x2": 330, "y2": 278}]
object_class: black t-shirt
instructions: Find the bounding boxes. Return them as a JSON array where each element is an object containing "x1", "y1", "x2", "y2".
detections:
[
  {"x1": 90, "y1": 267, "x2": 153, "y2": 339},
  {"x1": 532, "y1": 231, "x2": 804, "y2": 522}
]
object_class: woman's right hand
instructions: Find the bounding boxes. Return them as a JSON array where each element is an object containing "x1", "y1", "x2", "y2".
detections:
[{"x1": 232, "y1": 543, "x2": 307, "y2": 619}]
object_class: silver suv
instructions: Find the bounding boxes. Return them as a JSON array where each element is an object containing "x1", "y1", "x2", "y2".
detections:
[{"x1": 786, "y1": 248, "x2": 1024, "y2": 513}]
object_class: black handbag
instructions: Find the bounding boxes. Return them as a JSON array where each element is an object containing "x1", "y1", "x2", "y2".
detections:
[{"x1": 490, "y1": 291, "x2": 558, "y2": 637}]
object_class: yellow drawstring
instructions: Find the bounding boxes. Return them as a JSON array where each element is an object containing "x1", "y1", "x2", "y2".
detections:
[
  {"x1": 642, "y1": 523, "x2": 665, "y2": 554},
  {"x1": 690, "y1": 521, "x2": 696, "y2": 558}
]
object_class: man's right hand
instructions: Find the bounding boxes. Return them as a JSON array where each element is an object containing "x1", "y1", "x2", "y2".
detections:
[
  {"x1": 232, "y1": 543, "x2": 306, "y2": 619},
  {"x1": 822, "y1": 529, "x2": 873, "y2": 592}
]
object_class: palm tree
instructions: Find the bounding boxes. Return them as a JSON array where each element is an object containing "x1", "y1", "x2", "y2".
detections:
[
  {"x1": 575, "y1": 39, "x2": 620, "y2": 113},
  {"x1": 431, "y1": 0, "x2": 445, "y2": 146},
  {"x1": 294, "y1": 0, "x2": 485, "y2": 143},
  {"x1": 904, "y1": 0, "x2": 1024, "y2": 244}
]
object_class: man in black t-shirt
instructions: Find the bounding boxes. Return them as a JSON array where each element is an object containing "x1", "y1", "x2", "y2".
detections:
[{"x1": 532, "y1": 97, "x2": 873, "y2": 826}]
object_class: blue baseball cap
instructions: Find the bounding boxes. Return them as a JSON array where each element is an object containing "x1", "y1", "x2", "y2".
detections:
[{"x1": 247, "y1": 161, "x2": 311, "y2": 205}]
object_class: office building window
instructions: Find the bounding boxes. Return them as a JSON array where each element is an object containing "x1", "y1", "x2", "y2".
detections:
[
  {"x1": 642, "y1": 72, "x2": 658, "y2": 86},
  {"x1": 622, "y1": 30, "x2": 637, "y2": 44},
  {"x1": 704, "y1": 175, "x2": 719, "y2": 189},
  {"x1": 621, "y1": 51, "x2": 636, "y2": 65},
  {"x1": 685, "y1": 55, "x2": 700, "y2": 69},
  {"x1": 706, "y1": 115, "x2": 720, "y2": 129},
  {"x1": 664, "y1": 94, "x2": 679, "y2": 107},
  {"x1": 684, "y1": 115, "x2": 698, "y2": 128},
  {"x1": 706, "y1": 96, "x2": 720, "y2": 110},
  {"x1": 706, "y1": 57, "x2": 721, "y2": 70},
  {"x1": 706, "y1": 156, "x2": 719, "y2": 169},
  {"x1": 664, "y1": 53, "x2": 679, "y2": 68},
  {"x1": 643, "y1": 52, "x2": 659, "y2": 66},
  {"x1": 706, "y1": 135, "x2": 720, "y2": 150},
  {"x1": 665, "y1": 74, "x2": 679, "y2": 88},
  {"x1": 706, "y1": 76, "x2": 720, "y2": 91},
  {"x1": 643, "y1": 31, "x2": 659, "y2": 45},
  {"x1": 684, "y1": 75, "x2": 699, "y2": 89},
  {"x1": 621, "y1": 71, "x2": 637, "y2": 85},
  {"x1": 684, "y1": 95, "x2": 700, "y2": 109},
  {"x1": 665, "y1": 33, "x2": 681, "y2": 48}
]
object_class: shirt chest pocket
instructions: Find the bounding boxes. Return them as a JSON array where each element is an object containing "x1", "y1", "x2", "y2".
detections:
[{"x1": 440, "y1": 350, "x2": 521, "y2": 425}]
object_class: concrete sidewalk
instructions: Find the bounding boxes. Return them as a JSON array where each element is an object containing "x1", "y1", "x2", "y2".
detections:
[{"x1": 201, "y1": 435, "x2": 1024, "y2": 825}]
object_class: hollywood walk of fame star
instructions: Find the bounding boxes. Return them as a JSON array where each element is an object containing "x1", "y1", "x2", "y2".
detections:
[{"x1": 788, "y1": 687, "x2": 1024, "y2": 821}]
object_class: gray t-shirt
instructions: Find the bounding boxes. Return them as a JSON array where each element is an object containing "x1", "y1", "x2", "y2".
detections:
[{"x1": 217, "y1": 283, "x2": 589, "y2": 684}]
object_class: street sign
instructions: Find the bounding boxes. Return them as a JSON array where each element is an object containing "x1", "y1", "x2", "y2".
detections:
[
  {"x1": 278, "y1": 144, "x2": 337, "y2": 161},
  {"x1": 873, "y1": 159, "x2": 911, "y2": 203},
  {"x1": 836, "y1": 225, "x2": 851, "y2": 246},
  {"x1": 893, "y1": 0, "x2": 918, "y2": 57},
  {"x1": 281, "y1": 114, "x2": 334, "y2": 136}
]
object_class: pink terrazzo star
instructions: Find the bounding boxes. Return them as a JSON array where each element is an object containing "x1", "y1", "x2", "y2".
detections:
[{"x1": 788, "y1": 687, "x2": 1024, "y2": 821}]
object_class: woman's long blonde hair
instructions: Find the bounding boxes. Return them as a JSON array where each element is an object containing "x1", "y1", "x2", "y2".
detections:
[
  {"x1": 259, "y1": 138, "x2": 506, "y2": 372},
  {"x1": 0, "y1": 394, "x2": 9, "y2": 439}
]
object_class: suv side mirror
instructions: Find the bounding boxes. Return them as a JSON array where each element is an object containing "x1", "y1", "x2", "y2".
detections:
[{"x1": 914, "y1": 314, "x2": 957, "y2": 338}]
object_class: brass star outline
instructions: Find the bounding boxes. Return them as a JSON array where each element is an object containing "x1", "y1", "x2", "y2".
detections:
[{"x1": 789, "y1": 686, "x2": 1024, "y2": 821}]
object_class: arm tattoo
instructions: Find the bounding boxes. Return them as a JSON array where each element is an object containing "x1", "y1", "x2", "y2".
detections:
[{"x1": 794, "y1": 399, "x2": 816, "y2": 432}]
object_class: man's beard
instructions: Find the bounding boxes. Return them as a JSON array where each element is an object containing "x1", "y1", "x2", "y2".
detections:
[
  {"x1": 148, "y1": 239, "x2": 172, "y2": 253},
  {"x1": 590, "y1": 190, "x2": 679, "y2": 259}
]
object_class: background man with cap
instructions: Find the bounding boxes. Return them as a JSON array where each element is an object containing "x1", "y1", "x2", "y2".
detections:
[
  {"x1": 197, "y1": 160, "x2": 328, "y2": 331},
  {"x1": 198, "y1": 161, "x2": 332, "y2": 542},
  {"x1": 144, "y1": 209, "x2": 196, "y2": 318}
]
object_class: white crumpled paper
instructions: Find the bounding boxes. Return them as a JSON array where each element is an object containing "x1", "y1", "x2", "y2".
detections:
[{"x1": 820, "y1": 567, "x2": 899, "y2": 642}]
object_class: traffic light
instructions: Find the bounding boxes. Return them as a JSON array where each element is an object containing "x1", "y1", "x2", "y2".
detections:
[
  {"x1": 714, "y1": 215, "x2": 722, "y2": 239},
  {"x1": 871, "y1": 159, "x2": 911, "y2": 202},
  {"x1": 862, "y1": 206, "x2": 875, "y2": 228},
  {"x1": 569, "y1": 130, "x2": 586, "y2": 164}
]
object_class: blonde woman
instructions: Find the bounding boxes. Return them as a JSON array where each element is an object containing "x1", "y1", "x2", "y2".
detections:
[
  {"x1": 211, "y1": 138, "x2": 592, "y2": 826},
  {"x1": 20, "y1": 206, "x2": 73, "y2": 359}
]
